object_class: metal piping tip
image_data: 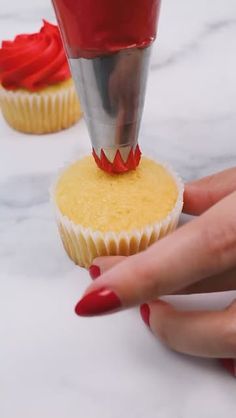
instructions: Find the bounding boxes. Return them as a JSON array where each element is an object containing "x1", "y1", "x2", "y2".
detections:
[
  {"x1": 92, "y1": 144, "x2": 141, "y2": 174},
  {"x1": 69, "y1": 46, "x2": 151, "y2": 174}
]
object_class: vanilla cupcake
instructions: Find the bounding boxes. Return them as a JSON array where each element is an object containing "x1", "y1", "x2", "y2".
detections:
[
  {"x1": 0, "y1": 20, "x2": 82, "y2": 134},
  {"x1": 52, "y1": 156, "x2": 184, "y2": 268}
]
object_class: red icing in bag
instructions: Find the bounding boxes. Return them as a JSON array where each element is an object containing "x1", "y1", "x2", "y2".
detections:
[{"x1": 52, "y1": 0, "x2": 161, "y2": 58}]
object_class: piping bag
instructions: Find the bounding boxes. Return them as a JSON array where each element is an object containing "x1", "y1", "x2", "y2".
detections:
[{"x1": 52, "y1": 0, "x2": 161, "y2": 173}]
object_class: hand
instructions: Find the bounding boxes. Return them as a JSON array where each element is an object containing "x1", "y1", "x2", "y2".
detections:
[{"x1": 75, "y1": 168, "x2": 236, "y2": 361}]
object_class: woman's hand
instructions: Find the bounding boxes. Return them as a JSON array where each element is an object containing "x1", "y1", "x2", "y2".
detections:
[{"x1": 75, "y1": 168, "x2": 236, "y2": 360}]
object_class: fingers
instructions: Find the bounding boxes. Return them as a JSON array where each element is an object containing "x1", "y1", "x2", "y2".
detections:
[
  {"x1": 75, "y1": 192, "x2": 236, "y2": 316},
  {"x1": 90, "y1": 256, "x2": 126, "y2": 278},
  {"x1": 91, "y1": 258, "x2": 236, "y2": 294},
  {"x1": 184, "y1": 167, "x2": 236, "y2": 215},
  {"x1": 177, "y1": 268, "x2": 236, "y2": 294},
  {"x1": 142, "y1": 299, "x2": 236, "y2": 358}
]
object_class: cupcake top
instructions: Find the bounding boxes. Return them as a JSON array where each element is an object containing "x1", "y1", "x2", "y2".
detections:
[
  {"x1": 0, "y1": 20, "x2": 70, "y2": 91},
  {"x1": 55, "y1": 156, "x2": 179, "y2": 233}
]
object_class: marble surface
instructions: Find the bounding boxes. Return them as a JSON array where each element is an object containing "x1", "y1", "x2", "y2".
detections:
[{"x1": 0, "y1": 1, "x2": 236, "y2": 417}]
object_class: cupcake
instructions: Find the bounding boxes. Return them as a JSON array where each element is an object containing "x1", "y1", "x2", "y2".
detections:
[
  {"x1": 0, "y1": 20, "x2": 82, "y2": 134},
  {"x1": 52, "y1": 156, "x2": 184, "y2": 268}
]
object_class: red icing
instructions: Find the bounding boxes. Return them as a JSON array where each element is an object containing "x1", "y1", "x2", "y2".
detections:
[
  {"x1": 52, "y1": 0, "x2": 161, "y2": 58},
  {"x1": 0, "y1": 20, "x2": 70, "y2": 91},
  {"x1": 93, "y1": 145, "x2": 142, "y2": 174}
]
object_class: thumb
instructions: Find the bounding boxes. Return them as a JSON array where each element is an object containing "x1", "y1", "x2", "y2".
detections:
[{"x1": 184, "y1": 167, "x2": 236, "y2": 215}]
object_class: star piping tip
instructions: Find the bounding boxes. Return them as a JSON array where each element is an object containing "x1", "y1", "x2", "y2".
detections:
[{"x1": 92, "y1": 145, "x2": 142, "y2": 174}]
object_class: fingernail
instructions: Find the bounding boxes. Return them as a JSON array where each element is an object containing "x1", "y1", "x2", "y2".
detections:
[
  {"x1": 140, "y1": 304, "x2": 150, "y2": 327},
  {"x1": 75, "y1": 288, "x2": 122, "y2": 317},
  {"x1": 89, "y1": 265, "x2": 101, "y2": 280},
  {"x1": 219, "y1": 359, "x2": 236, "y2": 377}
]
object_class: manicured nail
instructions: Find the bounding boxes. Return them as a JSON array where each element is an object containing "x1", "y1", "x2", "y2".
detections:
[
  {"x1": 89, "y1": 265, "x2": 101, "y2": 280},
  {"x1": 75, "y1": 287, "x2": 122, "y2": 317},
  {"x1": 219, "y1": 359, "x2": 236, "y2": 377},
  {"x1": 140, "y1": 304, "x2": 150, "y2": 327}
]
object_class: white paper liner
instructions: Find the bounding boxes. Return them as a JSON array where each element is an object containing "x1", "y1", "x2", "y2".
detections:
[
  {"x1": 51, "y1": 158, "x2": 184, "y2": 268},
  {"x1": 0, "y1": 81, "x2": 81, "y2": 134}
]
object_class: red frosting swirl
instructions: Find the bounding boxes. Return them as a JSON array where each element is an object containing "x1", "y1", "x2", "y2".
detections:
[{"x1": 0, "y1": 20, "x2": 71, "y2": 91}]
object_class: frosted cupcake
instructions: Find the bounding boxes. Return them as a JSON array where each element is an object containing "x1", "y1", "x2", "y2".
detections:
[
  {"x1": 52, "y1": 156, "x2": 184, "y2": 268},
  {"x1": 0, "y1": 20, "x2": 82, "y2": 134}
]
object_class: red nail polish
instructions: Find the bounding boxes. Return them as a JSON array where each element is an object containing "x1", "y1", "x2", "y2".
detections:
[
  {"x1": 75, "y1": 288, "x2": 121, "y2": 316},
  {"x1": 89, "y1": 265, "x2": 101, "y2": 280},
  {"x1": 140, "y1": 304, "x2": 150, "y2": 327},
  {"x1": 219, "y1": 359, "x2": 236, "y2": 377}
]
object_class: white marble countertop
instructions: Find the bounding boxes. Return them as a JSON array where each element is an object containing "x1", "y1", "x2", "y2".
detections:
[{"x1": 1, "y1": 1, "x2": 236, "y2": 417}]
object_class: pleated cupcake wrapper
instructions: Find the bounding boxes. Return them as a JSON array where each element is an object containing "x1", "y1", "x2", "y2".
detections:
[
  {"x1": 0, "y1": 82, "x2": 81, "y2": 134},
  {"x1": 51, "y1": 159, "x2": 184, "y2": 268}
]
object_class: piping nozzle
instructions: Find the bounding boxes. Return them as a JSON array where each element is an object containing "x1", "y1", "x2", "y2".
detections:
[{"x1": 69, "y1": 46, "x2": 152, "y2": 174}]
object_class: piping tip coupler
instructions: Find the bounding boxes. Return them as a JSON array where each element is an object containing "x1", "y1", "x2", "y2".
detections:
[{"x1": 69, "y1": 46, "x2": 152, "y2": 173}]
